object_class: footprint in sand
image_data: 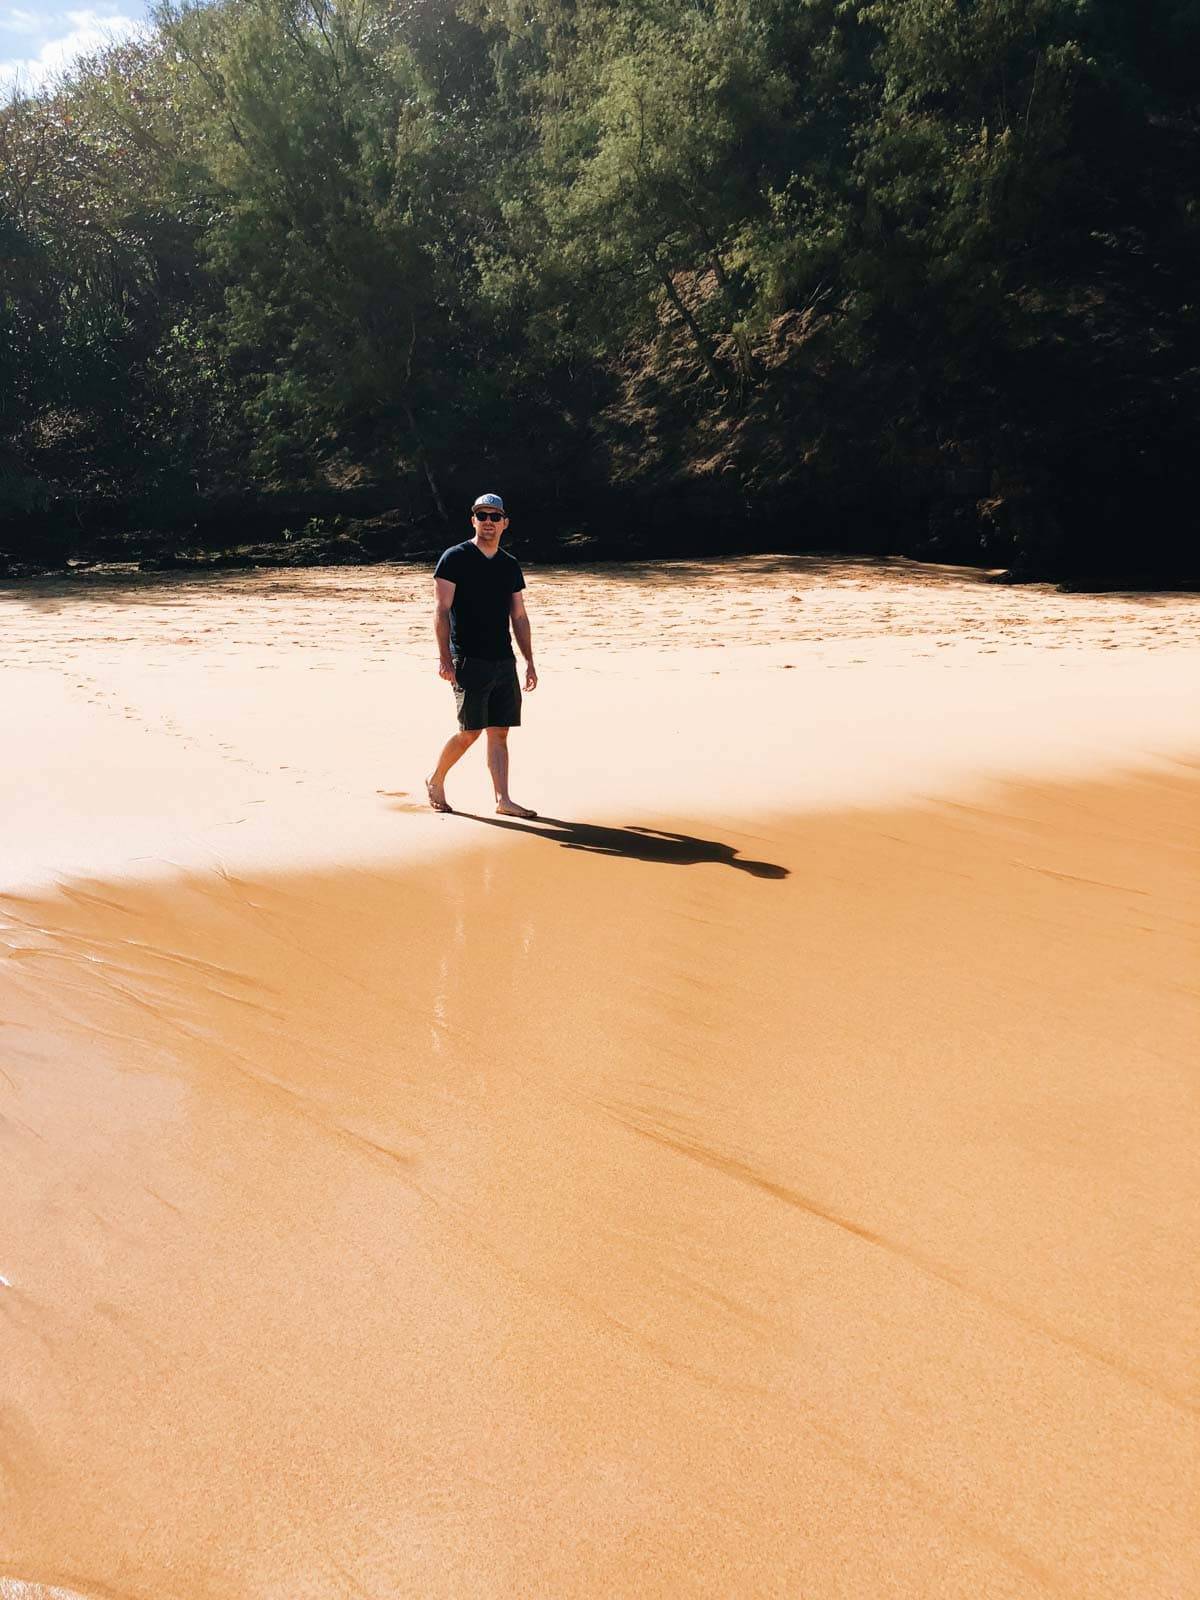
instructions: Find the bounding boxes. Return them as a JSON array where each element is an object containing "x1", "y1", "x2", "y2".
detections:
[{"x1": 377, "y1": 789, "x2": 431, "y2": 815}]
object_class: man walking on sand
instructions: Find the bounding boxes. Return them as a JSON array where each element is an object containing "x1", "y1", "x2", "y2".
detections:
[{"x1": 426, "y1": 493, "x2": 538, "y2": 817}]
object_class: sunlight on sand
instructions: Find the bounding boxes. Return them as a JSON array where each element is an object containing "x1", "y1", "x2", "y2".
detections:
[
  {"x1": 0, "y1": 555, "x2": 1197, "y2": 890},
  {"x1": 1, "y1": 557, "x2": 1197, "y2": 1598}
]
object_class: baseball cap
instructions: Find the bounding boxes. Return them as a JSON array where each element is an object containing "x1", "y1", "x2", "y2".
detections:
[{"x1": 472, "y1": 493, "x2": 505, "y2": 512}]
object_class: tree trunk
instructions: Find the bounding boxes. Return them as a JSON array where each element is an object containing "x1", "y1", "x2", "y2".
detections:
[
  {"x1": 706, "y1": 253, "x2": 758, "y2": 389},
  {"x1": 403, "y1": 402, "x2": 449, "y2": 523},
  {"x1": 653, "y1": 259, "x2": 730, "y2": 392}
]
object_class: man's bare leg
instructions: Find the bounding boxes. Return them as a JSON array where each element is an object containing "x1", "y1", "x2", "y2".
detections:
[
  {"x1": 426, "y1": 728, "x2": 481, "y2": 812},
  {"x1": 486, "y1": 726, "x2": 537, "y2": 818}
]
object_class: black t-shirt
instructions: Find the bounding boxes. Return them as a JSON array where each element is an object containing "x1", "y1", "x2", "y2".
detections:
[{"x1": 434, "y1": 540, "x2": 526, "y2": 659}]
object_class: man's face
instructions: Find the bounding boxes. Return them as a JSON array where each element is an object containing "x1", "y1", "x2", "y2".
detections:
[{"x1": 471, "y1": 508, "x2": 508, "y2": 546}]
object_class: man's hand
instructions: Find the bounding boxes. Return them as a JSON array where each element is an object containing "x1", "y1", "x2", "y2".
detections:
[
  {"x1": 524, "y1": 661, "x2": 538, "y2": 691},
  {"x1": 439, "y1": 657, "x2": 458, "y2": 687}
]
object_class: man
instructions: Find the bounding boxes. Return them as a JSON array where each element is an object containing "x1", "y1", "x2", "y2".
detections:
[{"x1": 425, "y1": 493, "x2": 538, "y2": 817}]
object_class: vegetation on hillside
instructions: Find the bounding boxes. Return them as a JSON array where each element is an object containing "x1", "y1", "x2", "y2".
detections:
[{"x1": 2, "y1": 0, "x2": 1197, "y2": 579}]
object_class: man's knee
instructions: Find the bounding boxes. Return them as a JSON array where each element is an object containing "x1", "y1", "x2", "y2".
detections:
[
  {"x1": 459, "y1": 728, "x2": 482, "y2": 745},
  {"x1": 485, "y1": 725, "x2": 509, "y2": 741}
]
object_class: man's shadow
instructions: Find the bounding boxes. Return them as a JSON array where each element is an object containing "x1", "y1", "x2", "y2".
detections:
[{"x1": 459, "y1": 815, "x2": 789, "y2": 878}]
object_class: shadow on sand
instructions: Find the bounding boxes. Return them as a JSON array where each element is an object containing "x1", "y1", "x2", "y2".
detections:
[{"x1": 458, "y1": 814, "x2": 789, "y2": 878}]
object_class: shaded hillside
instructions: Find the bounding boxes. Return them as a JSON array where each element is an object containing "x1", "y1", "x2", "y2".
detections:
[{"x1": 2, "y1": 0, "x2": 1197, "y2": 581}]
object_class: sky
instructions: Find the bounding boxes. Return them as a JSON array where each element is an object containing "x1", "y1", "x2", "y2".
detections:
[{"x1": 1, "y1": 2, "x2": 154, "y2": 98}]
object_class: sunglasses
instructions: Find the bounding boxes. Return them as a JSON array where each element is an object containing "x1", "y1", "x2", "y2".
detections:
[{"x1": 473, "y1": 509, "x2": 504, "y2": 522}]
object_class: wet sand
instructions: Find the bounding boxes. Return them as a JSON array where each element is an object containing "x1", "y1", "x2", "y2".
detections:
[{"x1": 1, "y1": 558, "x2": 1197, "y2": 1598}]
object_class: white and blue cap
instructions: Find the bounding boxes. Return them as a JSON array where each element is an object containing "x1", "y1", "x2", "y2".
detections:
[{"x1": 472, "y1": 492, "x2": 505, "y2": 512}]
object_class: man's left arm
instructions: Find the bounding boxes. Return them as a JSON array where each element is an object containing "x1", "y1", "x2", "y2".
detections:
[{"x1": 510, "y1": 591, "x2": 537, "y2": 690}]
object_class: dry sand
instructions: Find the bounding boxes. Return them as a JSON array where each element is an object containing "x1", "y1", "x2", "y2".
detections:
[{"x1": 0, "y1": 556, "x2": 1197, "y2": 1599}]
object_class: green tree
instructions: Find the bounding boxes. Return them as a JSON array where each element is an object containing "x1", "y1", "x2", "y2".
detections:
[
  {"x1": 515, "y1": 2, "x2": 797, "y2": 394},
  {"x1": 161, "y1": 0, "x2": 495, "y2": 516}
]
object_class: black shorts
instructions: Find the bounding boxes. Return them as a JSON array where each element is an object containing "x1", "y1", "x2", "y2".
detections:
[{"x1": 453, "y1": 656, "x2": 522, "y2": 731}]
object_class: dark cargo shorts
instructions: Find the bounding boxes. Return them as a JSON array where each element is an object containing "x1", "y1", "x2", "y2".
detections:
[{"x1": 453, "y1": 655, "x2": 522, "y2": 731}]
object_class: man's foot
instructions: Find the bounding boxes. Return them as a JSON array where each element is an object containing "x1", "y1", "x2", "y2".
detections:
[
  {"x1": 425, "y1": 776, "x2": 452, "y2": 813},
  {"x1": 496, "y1": 799, "x2": 537, "y2": 818}
]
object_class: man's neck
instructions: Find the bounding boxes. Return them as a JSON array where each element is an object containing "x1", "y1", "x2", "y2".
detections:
[{"x1": 472, "y1": 536, "x2": 500, "y2": 559}]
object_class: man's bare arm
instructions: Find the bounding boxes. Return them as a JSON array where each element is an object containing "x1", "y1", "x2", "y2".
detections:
[
  {"x1": 511, "y1": 591, "x2": 537, "y2": 690},
  {"x1": 435, "y1": 576, "x2": 457, "y2": 683}
]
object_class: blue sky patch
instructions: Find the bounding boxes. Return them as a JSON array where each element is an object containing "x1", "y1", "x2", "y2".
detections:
[{"x1": 1, "y1": 3, "x2": 152, "y2": 97}]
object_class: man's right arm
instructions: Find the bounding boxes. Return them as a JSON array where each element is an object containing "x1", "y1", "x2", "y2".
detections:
[{"x1": 434, "y1": 576, "x2": 457, "y2": 683}]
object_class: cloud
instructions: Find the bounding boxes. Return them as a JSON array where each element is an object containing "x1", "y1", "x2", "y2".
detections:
[
  {"x1": 1, "y1": 8, "x2": 148, "y2": 97},
  {"x1": 2, "y1": 8, "x2": 45, "y2": 36}
]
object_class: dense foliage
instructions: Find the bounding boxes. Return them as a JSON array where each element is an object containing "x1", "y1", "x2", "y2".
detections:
[{"x1": 2, "y1": 0, "x2": 1197, "y2": 577}]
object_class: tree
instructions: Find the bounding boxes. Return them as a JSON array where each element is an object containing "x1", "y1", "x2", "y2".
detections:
[
  {"x1": 515, "y1": 2, "x2": 796, "y2": 394},
  {"x1": 160, "y1": 0, "x2": 497, "y2": 516}
]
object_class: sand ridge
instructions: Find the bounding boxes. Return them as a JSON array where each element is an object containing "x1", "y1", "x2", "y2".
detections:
[{"x1": 6, "y1": 555, "x2": 1200, "y2": 665}]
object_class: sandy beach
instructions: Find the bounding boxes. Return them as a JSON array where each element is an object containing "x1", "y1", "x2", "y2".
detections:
[{"x1": 1, "y1": 556, "x2": 1197, "y2": 1599}]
